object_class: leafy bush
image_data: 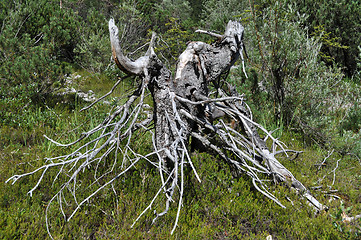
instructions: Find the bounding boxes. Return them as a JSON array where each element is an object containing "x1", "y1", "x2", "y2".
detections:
[
  {"x1": 0, "y1": 0, "x2": 83, "y2": 130},
  {"x1": 239, "y1": 3, "x2": 346, "y2": 134},
  {"x1": 73, "y1": 8, "x2": 110, "y2": 72},
  {"x1": 289, "y1": 0, "x2": 361, "y2": 77},
  {"x1": 202, "y1": 0, "x2": 248, "y2": 31},
  {"x1": 0, "y1": 0, "x2": 81, "y2": 101}
]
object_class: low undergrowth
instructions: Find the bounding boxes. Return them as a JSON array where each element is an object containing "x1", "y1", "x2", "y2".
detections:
[{"x1": 1, "y1": 72, "x2": 361, "y2": 239}]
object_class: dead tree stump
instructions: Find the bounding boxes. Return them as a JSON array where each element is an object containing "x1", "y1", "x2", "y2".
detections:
[{"x1": 7, "y1": 18, "x2": 326, "y2": 237}]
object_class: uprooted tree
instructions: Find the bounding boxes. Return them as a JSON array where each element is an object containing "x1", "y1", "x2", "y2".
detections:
[{"x1": 7, "y1": 19, "x2": 326, "y2": 237}]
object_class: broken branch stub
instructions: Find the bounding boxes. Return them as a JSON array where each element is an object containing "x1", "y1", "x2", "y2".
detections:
[
  {"x1": 109, "y1": 18, "x2": 156, "y2": 75},
  {"x1": 7, "y1": 18, "x2": 326, "y2": 237}
]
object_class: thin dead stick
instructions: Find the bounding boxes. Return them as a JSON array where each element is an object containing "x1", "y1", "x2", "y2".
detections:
[
  {"x1": 80, "y1": 78, "x2": 123, "y2": 112},
  {"x1": 331, "y1": 159, "x2": 342, "y2": 186},
  {"x1": 68, "y1": 157, "x2": 141, "y2": 221},
  {"x1": 195, "y1": 29, "x2": 223, "y2": 39},
  {"x1": 317, "y1": 149, "x2": 335, "y2": 170},
  {"x1": 131, "y1": 168, "x2": 176, "y2": 228},
  {"x1": 171, "y1": 149, "x2": 185, "y2": 235}
]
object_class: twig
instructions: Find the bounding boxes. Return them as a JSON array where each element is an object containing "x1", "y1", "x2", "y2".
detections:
[
  {"x1": 80, "y1": 75, "x2": 129, "y2": 112},
  {"x1": 331, "y1": 159, "x2": 342, "y2": 186},
  {"x1": 317, "y1": 149, "x2": 334, "y2": 170},
  {"x1": 195, "y1": 29, "x2": 223, "y2": 39}
]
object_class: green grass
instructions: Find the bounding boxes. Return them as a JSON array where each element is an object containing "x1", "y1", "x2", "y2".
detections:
[{"x1": 1, "y1": 72, "x2": 361, "y2": 239}]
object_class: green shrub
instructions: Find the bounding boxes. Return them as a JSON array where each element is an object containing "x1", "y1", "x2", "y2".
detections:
[
  {"x1": 0, "y1": 0, "x2": 83, "y2": 129},
  {"x1": 288, "y1": 0, "x2": 361, "y2": 77},
  {"x1": 340, "y1": 105, "x2": 361, "y2": 134},
  {"x1": 202, "y1": 0, "x2": 248, "y2": 31},
  {"x1": 0, "y1": 0, "x2": 80, "y2": 97}
]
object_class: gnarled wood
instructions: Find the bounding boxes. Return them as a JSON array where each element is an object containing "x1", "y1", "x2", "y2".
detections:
[
  {"x1": 108, "y1": 18, "x2": 326, "y2": 212},
  {"x1": 109, "y1": 18, "x2": 155, "y2": 75}
]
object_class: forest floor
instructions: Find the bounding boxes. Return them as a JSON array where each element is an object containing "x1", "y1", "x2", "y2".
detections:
[{"x1": 1, "y1": 72, "x2": 361, "y2": 239}]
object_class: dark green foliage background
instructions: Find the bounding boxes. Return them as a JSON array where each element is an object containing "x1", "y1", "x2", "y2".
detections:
[{"x1": 1, "y1": 0, "x2": 361, "y2": 239}]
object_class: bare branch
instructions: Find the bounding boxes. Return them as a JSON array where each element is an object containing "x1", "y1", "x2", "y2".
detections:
[
  {"x1": 80, "y1": 74, "x2": 130, "y2": 112},
  {"x1": 317, "y1": 149, "x2": 335, "y2": 170},
  {"x1": 109, "y1": 19, "x2": 156, "y2": 75},
  {"x1": 195, "y1": 29, "x2": 223, "y2": 39}
]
